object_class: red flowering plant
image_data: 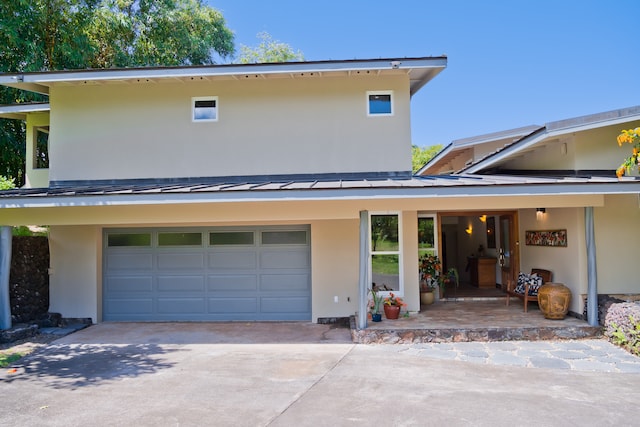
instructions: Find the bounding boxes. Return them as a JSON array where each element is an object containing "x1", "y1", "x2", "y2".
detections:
[
  {"x1": 419, "y1": 254, "x2": 443, "y2": 292},
  {"x1": 383, "y1": 292, "x2": 407, "y2": 307}
]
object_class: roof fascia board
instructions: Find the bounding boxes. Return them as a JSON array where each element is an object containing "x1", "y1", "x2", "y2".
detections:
[
  {"x1": 1, "y1": 181, "x2": 637, "y2": 209},
  {"x1": 0, "y1": 57, "x2": 447, "y2": 86}
]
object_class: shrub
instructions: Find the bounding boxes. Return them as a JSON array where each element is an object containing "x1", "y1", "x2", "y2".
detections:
[{"x1": 605, "y1": 302, "x2": 640, "y2": 356}]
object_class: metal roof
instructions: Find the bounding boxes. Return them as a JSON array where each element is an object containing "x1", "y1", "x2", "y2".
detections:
[
  {"x1": 1, "y1": 174, "x2": 637, "y2": 208},
  {"x1": 0, "y1": 56, "x2": 447, "y2": 97}
]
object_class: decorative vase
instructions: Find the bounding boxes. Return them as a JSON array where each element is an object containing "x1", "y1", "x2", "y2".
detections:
[
  {"x1": 420, "y1": 291, "x2": 434, "y2": 305},
  {"x1": 371, "y1": 313, "x2": 382, "y2": 322},
  {"x1": 537, "y1": 282, "x2": 571, "y2": 319},
  {"x1": 383, "y1": 304, "x2": 401, "y2": 320}
]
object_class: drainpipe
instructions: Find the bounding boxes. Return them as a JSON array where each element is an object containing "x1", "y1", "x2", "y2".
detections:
[
  {"x1": 358, "y1": 211, "x2": 369, "y2": 329},
  {"x1": 585, "y1": 207, "x2": 598, "y2": 326},
  {"x1": 0, "y1": 226, "x2": 12, "y2": 330}
]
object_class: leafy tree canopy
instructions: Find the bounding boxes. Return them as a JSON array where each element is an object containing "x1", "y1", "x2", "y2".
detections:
[
  {"x1": 412, "y1": 144, "x2": 443, "y2": 174},
  {"x1": 238, "y1": 32, "x2": 304, "y2": 64}
]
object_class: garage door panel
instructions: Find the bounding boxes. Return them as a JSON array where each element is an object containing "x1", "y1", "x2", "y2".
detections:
[
  {"x1": 107, "y1": 253, "x2": 153, "y2": 270},
  {"x1": 157, "y1": 275, "x2": 205, "y2": 292},
  {"x1": 260, "y1": 251, "x2": 309, "y2": 269},
  {"x1": 104, "y1": 226, "x2": 310, "y2": 321},
  {"x1": 209, "y1": 252, "x2": 257, "y2": 269},
  {"x1": 208, "y1": 275, "x2": 257, "y2": 291},
  {"x1": 261, "y1": 297, "x2": 310, "y2": 313},
  {"x1": 208, "y1": 298, "x2": 258, "y2": 313},
  {"x1": 157, "y1": 298, "x2": 206, "y2": 314},
  {"x1": 105, "y1": 276, "x2": 153, "y2": 292},
  {"x1": 158, "y1": 253, "x2": 205, "y2": 269},
  {"x1": 105, "y1": 298, "x2": 153, "y2": 314},
  {"x1": 260, "y1": 274, "x2": 309, "y2": 291}
]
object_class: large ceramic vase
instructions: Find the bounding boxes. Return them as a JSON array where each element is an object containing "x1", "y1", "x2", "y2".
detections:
[
  {"x1": 384, "y1": 304, "x2": 401, "y2": 320},
  {"x1": 420, "y1": 291, "x2": 434, "y2": 305},
  {"x1": 537, "y1": 282, "x2": 571, "y2": 319}
]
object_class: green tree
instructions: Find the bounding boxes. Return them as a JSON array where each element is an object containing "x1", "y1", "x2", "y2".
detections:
[
  {"x1": 0, "y1": 0, "x2": 235, "y2": 186},
  {"x1": 238, "y1": 32, "x2": 304, "y2": 64},
  {"x1": 412, "y1": 144, "x2": 443, "y2": 173}
]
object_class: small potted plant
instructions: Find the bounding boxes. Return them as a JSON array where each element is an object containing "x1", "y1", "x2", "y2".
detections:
[
  {"x1": 369, "y1": 285, "x2": 383, "y2": 322},
  {"x1": 419, "y1": 254, "x2": 442, "y2": 302},
  {"x1": 383, "y1": 292, "x2": 406, "y2": 319}
]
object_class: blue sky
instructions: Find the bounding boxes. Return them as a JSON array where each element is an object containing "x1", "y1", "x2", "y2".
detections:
[{"x1": 208, "y1": 0, "x2": 640, "y2": 148}]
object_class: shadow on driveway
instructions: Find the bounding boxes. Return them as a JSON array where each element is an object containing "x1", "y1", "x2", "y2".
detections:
[{"x1": 3, "y1": 342, "x2": 179, "y2": 390}]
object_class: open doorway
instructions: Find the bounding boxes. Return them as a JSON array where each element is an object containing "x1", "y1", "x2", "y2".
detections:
[{"x1": 436, "y1": 211, "x2": 518, "y2": 298}]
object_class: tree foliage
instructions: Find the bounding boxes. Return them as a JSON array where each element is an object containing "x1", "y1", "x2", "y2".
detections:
[
  {"x1": 412, "y1": 144, "x2": 443, "y2": 173},
  {"x1": 0, "y1": 0, "x2": 235, "y2": 186},
  {"x1": 238, "y1": 32, "x2": 304, "y2": 64}
]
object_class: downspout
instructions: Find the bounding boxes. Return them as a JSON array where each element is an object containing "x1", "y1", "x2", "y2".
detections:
[
  {"x1": 358, "y1": 211, "x2": 369, "y2": 329},
  {"x1": 0, "y1": 226, "x2": 12, "y2": 330},
  {"x1": 585, "y1": 207, "x2": 598, "y2": 326}
]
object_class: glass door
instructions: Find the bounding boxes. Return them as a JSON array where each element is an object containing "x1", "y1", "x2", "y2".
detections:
[{"x1": 499, "y1": 213, "x2": 519, "y2": 289}]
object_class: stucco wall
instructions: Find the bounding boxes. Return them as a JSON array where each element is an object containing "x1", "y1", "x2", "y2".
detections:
[
  {"x1": 49, "y1": 225, "x2": 101, "y2": 322},
  {"x1": 49, "y1": 75, "x2": 412, "y2": 182},
  {"x1": 518, "y1": 207, "x2": 586, "y2": 314},
  {"x1": 594, "y1": 194, "x2": 640, "y2": 294}
]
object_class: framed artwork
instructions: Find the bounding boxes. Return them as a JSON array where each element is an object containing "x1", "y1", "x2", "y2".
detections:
[
  {"x1": 486, "y1": 217, "x2": 496, "y2": 248},
  {"x1": 525, "y1": 229, "x2": 567, "y2": 247}
]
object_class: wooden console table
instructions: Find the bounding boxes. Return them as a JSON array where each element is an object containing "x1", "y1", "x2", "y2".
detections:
[{"x1": 468, "y1": 257, "x2": 497, "y2": 289}]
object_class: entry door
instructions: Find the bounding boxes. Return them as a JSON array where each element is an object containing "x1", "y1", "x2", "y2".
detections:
[{"x1": 499, "y1": 214, "x2": 519, "y2": 289}]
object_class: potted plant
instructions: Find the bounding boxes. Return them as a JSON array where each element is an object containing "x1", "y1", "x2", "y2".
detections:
[
  {"x1": 419, "y1": 254, "x2": 442, "y2": 302},
  {"x1": 383, "y1": 292, "x2": 406, "y2": 319},
  {"x1": 369, "y1": 285, "x2": 383, "y2": 322},
  {"x1": 419, "y1": 254, "x2": 459, "y2": 300}
]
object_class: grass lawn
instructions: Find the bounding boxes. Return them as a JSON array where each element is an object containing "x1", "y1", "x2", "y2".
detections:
[{"x1": 0, "y1": 352, "x2": 25, "y2": 368}]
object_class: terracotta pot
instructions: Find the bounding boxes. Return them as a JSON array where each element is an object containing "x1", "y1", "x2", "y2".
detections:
[
  {"x1": 537, "y1": 282, "x2": 571, "y2": 319},
  {"x1": 384, "y1": 304, "x2": 401, "y2": 320},
  {"x1": 420, "y1": 291, "x2": 434, "y2": 305}
]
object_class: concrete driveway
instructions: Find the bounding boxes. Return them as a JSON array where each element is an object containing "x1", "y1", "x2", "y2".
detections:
[{"x1": 1, "y1": 323, "x2": 639, "y2": 426}]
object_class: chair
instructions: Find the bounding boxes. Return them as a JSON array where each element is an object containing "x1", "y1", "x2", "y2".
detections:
[{"x1": 505, "y1": 269, "x2": 553, "y2": 312}]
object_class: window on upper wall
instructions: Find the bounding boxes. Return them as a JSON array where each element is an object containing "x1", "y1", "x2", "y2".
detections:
[
  {"x1": 370, "y1": 213, "x2": 402, "y2": 293},
  {"x1": 367, "y1": 91, "x2": 393, "y2": 116},
  {"x1": 34, "y1": 126, "x2": 49, "y2": 169},
  {"x1": 192, "y1": 96, "x2": 218, "y2": 122}
]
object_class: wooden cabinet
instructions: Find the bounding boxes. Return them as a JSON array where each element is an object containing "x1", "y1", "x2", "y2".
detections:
[{"x1": 468, "y1": 257, "x2": 497, "y2": 289}]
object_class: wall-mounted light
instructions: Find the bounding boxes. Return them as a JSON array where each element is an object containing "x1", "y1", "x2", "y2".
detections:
[
  {"x1": 479, "y1": 215, "x2": 487, "y2": 223},
  {"x1": 465, "y1": 225, "x2": 473, "y2": 235},
  {"x1": 536, "y1": 208, "x2": 546, "y2": 220}
]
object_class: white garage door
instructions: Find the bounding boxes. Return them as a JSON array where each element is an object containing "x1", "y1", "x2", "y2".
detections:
[{"x1": 103, "y1": 226, "x2": 311, "y2": 321}]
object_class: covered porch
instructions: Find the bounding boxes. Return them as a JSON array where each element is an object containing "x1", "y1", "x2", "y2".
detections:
[{"x1": 351, "y1": 297, "x2": 601, "y2": 344}]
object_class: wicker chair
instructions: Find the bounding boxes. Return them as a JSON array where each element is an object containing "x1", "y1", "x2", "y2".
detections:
[{"x1": 505, "y1": 269, "x2": 553, "y2": 312}]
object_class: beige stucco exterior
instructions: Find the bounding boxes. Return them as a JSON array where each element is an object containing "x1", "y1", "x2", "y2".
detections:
[{"x1": 47, "y1": 75, "x2": 411, "y2": 184}]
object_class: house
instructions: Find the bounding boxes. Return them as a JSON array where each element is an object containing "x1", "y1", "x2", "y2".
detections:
[{"x1": 0, "y1": 56, "x2": 638, "y2": 328}]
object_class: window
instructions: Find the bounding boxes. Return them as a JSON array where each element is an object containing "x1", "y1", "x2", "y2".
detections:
[
  {"x1": 367, "y1": 91, "x2": 393, "y2": 116},
  {"x1": 370, "y1": 213, "x2": 402, "y2": 292},
  {"x1": 418, "y1": 215, "x2": 438, "y2": 259},
  {"x1": 107, "y1": 233, "x2": 152, "y2": 247},
  {"x1": 262, "y1": 230, "x2": 307, "y2": 245},
  {"x1": 34, "y1": 126, "x2": 49, "y2": 169},
  {"x1": 192, "y1": 96, "x2": 218, "y2": 122},
  {"x1": 210, "y1": 231, "x2": 254, "y2": 246},
  {"x1": 158, "y1": 232, "x2": 202, "y2": 246}
]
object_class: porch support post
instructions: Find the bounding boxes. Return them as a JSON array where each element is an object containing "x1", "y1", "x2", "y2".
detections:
[
  {"x1": 358, "y1": 210, "x2": 369, "y2": 329},
  {"x1": 585, "y1": 207, "x2": 598, "y2": 326},
  {"x1": 0, "y1": 226, "x2": 12, "y2": 330}
]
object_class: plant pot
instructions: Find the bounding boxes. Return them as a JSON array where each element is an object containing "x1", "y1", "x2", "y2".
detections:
[
  {"x1": 383, "y1": 304, "x2": 401, "y2": 320},
  {"x1": 420, "y1": 291, "x2": 434, "y2": 305},
  {"x1": 371, "y1": 313, "x2": 382, "y2": 322},
  {"x1": 537, "y1": 282, "x2": 571, "y2": 319}
]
